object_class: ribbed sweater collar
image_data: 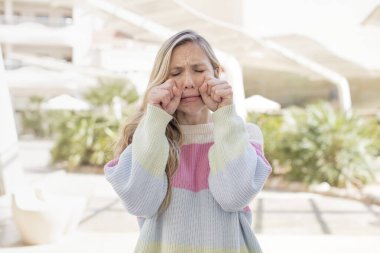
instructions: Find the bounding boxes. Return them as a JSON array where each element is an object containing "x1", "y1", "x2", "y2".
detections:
[{"x1": 179, "y1": 122, "x2": 214, "y2": 135}]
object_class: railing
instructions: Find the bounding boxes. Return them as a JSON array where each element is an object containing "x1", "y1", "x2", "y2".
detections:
[{"x1": 0, "y1": 15, "x2": 73, "y2": 27}]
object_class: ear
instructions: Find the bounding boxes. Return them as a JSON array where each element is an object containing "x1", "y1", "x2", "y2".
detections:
[{"x1": 214, "y1": 67, "x2": 220, "y2": 78}]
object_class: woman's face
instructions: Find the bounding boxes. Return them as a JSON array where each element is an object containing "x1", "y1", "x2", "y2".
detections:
[{"x1": 168, "y1": 42, "x2": 215, "y2": 115}]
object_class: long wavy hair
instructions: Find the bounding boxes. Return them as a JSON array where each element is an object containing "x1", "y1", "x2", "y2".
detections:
[{"x1": 113, "y1": 30, "x2": 221, "y2": 216}]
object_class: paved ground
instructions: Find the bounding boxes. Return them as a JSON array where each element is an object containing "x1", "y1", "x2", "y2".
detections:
[{"x1": 1, "y1": 140, "x2": 380, "y2": 253}]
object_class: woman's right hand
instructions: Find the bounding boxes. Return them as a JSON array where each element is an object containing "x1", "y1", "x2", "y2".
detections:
[{"x1": 147, "y1": 79, "x2": 182, "y2": 115}]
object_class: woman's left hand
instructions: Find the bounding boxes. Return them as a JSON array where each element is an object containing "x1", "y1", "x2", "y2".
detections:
[{"x1": 199, "y1": 75, "x2": 233, "y2": 112}]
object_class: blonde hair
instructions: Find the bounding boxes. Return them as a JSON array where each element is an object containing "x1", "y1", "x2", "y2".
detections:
[{"x1": 114, "y1": 30, "x2": 221, "y2": 216}]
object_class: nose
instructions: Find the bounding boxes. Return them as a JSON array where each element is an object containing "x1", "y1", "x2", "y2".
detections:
[{"x1": 183, "y1": 72, "x2": 195, "y2": 89}]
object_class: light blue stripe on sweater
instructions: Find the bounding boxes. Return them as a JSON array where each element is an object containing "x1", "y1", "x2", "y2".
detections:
[
  {"x1": 104, "y1": 145, "x2": 168, "y2": 218},
  {"x1": 209, "y1": 145, "x2": 272, "y2": 213},
  {"x1": 136, "y1": 187, "x2": 257, "y2": 250},
  {"x1": 238, "y1": 212, "x2": 263, "y2": 253}
]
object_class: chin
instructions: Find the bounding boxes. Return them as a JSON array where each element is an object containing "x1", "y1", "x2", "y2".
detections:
[{"x1": 177, "y1": 102, "x2": 207, "y2": 115}]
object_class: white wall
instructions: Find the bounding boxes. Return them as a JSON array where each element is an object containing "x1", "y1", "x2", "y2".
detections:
[{"x1": 0, "y1": 45, "x2": 24, "y2": 195}]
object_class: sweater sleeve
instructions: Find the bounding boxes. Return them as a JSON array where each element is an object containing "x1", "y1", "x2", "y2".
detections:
[
  {"x1": 208, "y1": 104, "x2": 272, "y2": 212},
  {"x1": 104, "y1": 104, "x2": 172, "y2": 218}
]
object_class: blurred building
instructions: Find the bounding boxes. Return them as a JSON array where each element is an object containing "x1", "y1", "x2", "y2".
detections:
[{"x1": 0, "y1": 0, "x2": 158, "y2": 111}]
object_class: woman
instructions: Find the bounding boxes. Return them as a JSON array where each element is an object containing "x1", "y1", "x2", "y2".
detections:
[{"x1": 104, "y1": 30, "x2": 272, "y2": 253}]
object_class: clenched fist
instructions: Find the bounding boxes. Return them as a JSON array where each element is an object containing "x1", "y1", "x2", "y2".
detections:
[
  {"x1": 147, "y1": 79, "x2": 183, "y2": 115},
  {"x1": 199, "y1": 75, "x2": 233, "y2": 112}
]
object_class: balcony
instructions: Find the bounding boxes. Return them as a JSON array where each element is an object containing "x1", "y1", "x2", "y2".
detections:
[
  {"x1": 0, "y1": 16, "x2": 76, "y2": 46},
  {"x1": 0, "y1": 15, "x2": 73, "y2": 27}
]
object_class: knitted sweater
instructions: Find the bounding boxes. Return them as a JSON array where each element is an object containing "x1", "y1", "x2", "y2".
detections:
[{"x1": 104, "y1": 104, "x2": 272, "y2": 253}]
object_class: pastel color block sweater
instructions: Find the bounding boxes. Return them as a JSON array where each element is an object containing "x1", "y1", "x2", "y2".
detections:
[{"x1": 104, "y1": 104, "x2": 272, "y2": 253}]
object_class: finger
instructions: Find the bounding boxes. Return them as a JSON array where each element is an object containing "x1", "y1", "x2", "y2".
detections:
[
  {"x1": 164, "y1": 85, "x2": 182, "y2": 113},
  {"x1": 211, "y1": 83, "x2": 232, "y2": 91},
  {"x1": 172, "y1": 85, "x2": 182, "y2": 98},
  {"x1": 169, "y1": 79, "x2": 177, "y2": 88},
  {"x1": 215, "y1": 87, "x2": 232, "y2": 97},
  {"x1": 170, "y1": 79, "x2": 179, "y2": 98},
  {"x1": 160, "y1": 80, "x2": 175, "y2": 95},
  {"x1": 199, "y1": 82, "x2": 213, "y2": 103},
  {"x1": 160, "y1": 82, "x2": 173, "y2": 90},
  {"x1": 171, "y1": 86, "x2": 182, "y2": 104},
  {"x1": 207, "y1": 79, "x2": 226, "y2": 86},
  {"x1": 207, "y1": 82, "x2": 213, "y2": 96},
  {"x1": 173, "y1": 79, "x2": 181, "y2": 95},
  {"x1": 211, "y1": 84, "x2": 231, "y2": 96},
  {"x1": 148, "y1": 92, "x2": 162, "y2": 107},
  {"x1": 204, "y1": 75, "x2": 214, "y2": 95},
  {"x1": 163, "y1": 86, "x2": 176, "y2": 100},
  {"x1": 205, "y1": 78, "x2": 223, "y2": 94},
  {"x1": 161, "y1": 94, "x2": 171, "y2": 108},
  {"x1": 211, "y1": 93, "x2": 222, "y2": 103},
  {"x1": 207, "y1": 81, "x2": 217, "y2": 96},
  {"x1": 203, "y1": 74, "x2": 214, "y2": 88},
  {"x1": 157, "y1": 88, "x2": 173, "y2": 100},
  {"x1": 199, "y1": 81, "x2": 208, "y2": 95}
]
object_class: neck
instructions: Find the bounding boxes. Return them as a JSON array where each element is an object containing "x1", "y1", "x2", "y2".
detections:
[{"x1": 176, "y1": 107, "x2": 211, "y2": 125}]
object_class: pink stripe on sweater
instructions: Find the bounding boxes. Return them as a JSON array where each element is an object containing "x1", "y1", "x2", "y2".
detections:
[
  {"x1": 172, "y1": 142, "x2": 270, "y2": 192},
  {"x1": 105, "y1": 158, "x2": 119, "y2": 168},
  {"x1": 250, "y1": 142, "x2": 271, "y2": 166},
  {"x1": 172, "y1": 143, "x2": 213, "y2": 192}
]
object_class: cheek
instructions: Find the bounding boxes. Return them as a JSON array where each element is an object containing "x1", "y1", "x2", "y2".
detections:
[{"x1": 193, "y1": 75, "x2": 205, "y2": 86}]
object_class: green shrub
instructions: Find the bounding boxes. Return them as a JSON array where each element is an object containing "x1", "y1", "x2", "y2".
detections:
[
  {"x1": 278, "y1": 102, "x2": 378, "y2": 188},
  {"x1": 246, "y1": 112, "x2": 283, "y2": 174},
  {"x1": 363, "y1": 116, "x2": 380, "y2": 157},
  {"x1": 49, "y1": 76, "x2": 139, "y2": 171},
  {"x1": 19, "y1": 95, "x2": 50, "y2": 137},
  {"x1": 49, "y1": 110, "x2": 120, "y2": 170}
]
